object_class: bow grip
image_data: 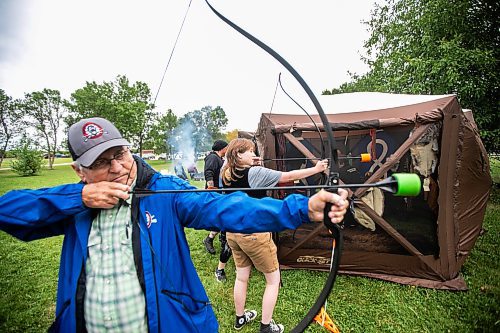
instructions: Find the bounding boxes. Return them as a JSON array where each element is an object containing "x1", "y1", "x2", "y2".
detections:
[
  {"x1": 323, "y1": 201, "x2": 342, "y2": 234},
  {"x1": 323, "y1": 172, "x2": 340, "y2": 233}
]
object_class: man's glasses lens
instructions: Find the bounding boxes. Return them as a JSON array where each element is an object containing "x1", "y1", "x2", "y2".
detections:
[{"x1": 88, "y1": 148, "x2": 128, "y2": 170}]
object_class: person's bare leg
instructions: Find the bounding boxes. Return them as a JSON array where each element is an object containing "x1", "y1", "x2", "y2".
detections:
[
  {"x1": 261, "y1": 269, "x2": 280, "y2": 324},
  {"x1": 234, "y1": 266, "x2": 252, "y2": 315}
]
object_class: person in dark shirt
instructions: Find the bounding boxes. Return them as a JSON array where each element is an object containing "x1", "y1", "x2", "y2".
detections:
[
  {"x1": 202, "y1": 140, "x2": 231, "y2": 282},
  {"x1": 204, "y1": 140, "x2": 227, "y2": 189}
]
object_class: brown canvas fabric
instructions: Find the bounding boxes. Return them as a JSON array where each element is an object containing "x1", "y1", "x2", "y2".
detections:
[{"x1": 247, "y1": 94, "x2": 491, "y2": 290}]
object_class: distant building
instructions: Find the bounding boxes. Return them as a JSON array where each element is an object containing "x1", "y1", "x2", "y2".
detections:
[{"x1": 141, "y1": 150, "x2": 157, "y2": 160}]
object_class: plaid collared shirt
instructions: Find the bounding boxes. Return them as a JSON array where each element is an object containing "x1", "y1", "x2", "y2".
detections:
[{"x1": 84, "y1": 182, "x2": 147, "y2": 332}]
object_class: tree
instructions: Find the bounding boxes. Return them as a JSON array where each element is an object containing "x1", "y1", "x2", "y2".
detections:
[
  {"x1": 10, "y1": 135, "x2": 44, "y2": 176},
  {"x1": 179, "y1": 105, "x2": 229, "y2": 153},
  {"x1": 324, "y1": 0, "x2": 499, "y2": 152},
  {"x1": 143, "y1": 109, "x2": 178, "y2": 154},
  {"x1": 0, "y1": 90, "x2": 23, "y2": 167},
  {"x1": 21, "y1": 89, "x2": 65, "y2": 169},
  {"x1": 114, "y1": 76, "x2": 156, "y2": 155},
  {"x1": 206, "y1": 106, "x2": 228, "y2": 140},
  {"x1": 66, "y1": 75, "x2": 156, "y2": 155}
]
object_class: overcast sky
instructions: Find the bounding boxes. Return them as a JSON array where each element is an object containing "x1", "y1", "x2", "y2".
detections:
[{"x1": 0, "y1": 0, "x2": 377, "y2": 131}]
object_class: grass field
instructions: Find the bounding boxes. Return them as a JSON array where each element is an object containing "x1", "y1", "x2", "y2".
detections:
[{"x1": 0, "y1": 159, "x2": 498, "y2": 332}]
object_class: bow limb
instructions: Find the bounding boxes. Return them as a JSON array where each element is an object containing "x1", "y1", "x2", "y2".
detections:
[
  {"x1": 203, "y1": 1, "x2": 343, "y2": 332},
  {"x1": 277, "y1": 72, "x2": 326, "y2": 159}
]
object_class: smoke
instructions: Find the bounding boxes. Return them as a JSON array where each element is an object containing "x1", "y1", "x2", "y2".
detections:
[
  {"x1": 167, "y1": 118, "x2": 214, "y2": 169},
  {"x1": 167, "y1": 121, "x2": 196, "y2": 167}
]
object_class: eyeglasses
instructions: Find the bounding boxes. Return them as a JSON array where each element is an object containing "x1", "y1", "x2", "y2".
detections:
[{"x1": 85, "y1": 147, "x2": 130, "y2": 171}]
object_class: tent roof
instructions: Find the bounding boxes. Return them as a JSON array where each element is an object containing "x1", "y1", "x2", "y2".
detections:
[
  {"x1": 316, "y1": 92, "x2": 455, "y2": 114},
  {"x1": 260, "y1": 93, "x2": 457, "y2": 131}
]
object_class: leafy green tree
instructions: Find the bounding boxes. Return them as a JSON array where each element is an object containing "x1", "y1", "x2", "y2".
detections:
[
  {"x1": 0, "y1": 90, "x2": 23, "y2": 167},
  {"x1": 143, "y1": 109, "x2": 178, "y2": 154},
  {"x1": 180, "y1": 105, "x2": 228, "y2": 153},
  {"x1": 11, "y1": 135, "x2": 44, "y2": 176},
  {"x1": 206, "y1": 106, "x2": 228, "y2": 140},
  {"x1": 324, "y1": 0, "x2": 499, "y2": 152},
  {"x1": 21, "y1": 89, "x2": 65, "y2": 169},
  {"x1": 66, "y1": 75, "x2": 156, "y2": 155}
]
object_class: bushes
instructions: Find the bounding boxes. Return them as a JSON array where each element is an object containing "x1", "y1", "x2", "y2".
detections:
[{"x1": 11, "y1": 137, "x2": 43, "y2": 176}]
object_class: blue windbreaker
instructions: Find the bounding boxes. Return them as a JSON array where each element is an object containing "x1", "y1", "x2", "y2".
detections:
[{"x1": 0, "y1": 158, "x2": 311, "y2": 332}]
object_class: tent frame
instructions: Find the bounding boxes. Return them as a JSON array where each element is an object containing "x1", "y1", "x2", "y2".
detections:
[{"x1": 250, "y1": 95, "x2": 491, "y2": 290}]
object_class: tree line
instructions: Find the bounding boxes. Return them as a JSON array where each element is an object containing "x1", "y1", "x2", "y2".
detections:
[
  {"x1": 0, "y1": 75, "x2": 233, "y2": 169},
  {"x1": 324, "y1": 0, "x2": 498, "y2": 152},
  {"x1": 2, "y1": 0, "x2": 498, "y2": 173}
]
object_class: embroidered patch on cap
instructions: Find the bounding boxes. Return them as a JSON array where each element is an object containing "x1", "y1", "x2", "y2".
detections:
[{"x1": 82, "y1": 122, "x2": 107, "y2": 141}]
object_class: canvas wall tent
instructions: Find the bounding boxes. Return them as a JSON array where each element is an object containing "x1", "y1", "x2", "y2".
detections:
[{"x1": 249, "y1": 93, "x2": 491, "y2": 290}]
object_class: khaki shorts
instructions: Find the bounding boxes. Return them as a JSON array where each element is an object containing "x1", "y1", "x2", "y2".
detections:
[{"x1": 226, "y1": 232, "x2": 279, "y2": 273}]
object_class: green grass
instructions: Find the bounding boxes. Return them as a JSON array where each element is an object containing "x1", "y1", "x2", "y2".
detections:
[
  {"x1": 0, "y1": 157, "x2": 74, "y2": 169},
  {"x1": 490, "y1": 157, "x2": 500, "y2": 184},
  {"x1": 0, "y1": 161, "x2": 498, "y2": 332}
]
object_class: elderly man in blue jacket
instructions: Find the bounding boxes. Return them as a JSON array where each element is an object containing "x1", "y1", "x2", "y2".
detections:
[{"x1": 0, "y1": 117, "x2": 348, "y2": 333}]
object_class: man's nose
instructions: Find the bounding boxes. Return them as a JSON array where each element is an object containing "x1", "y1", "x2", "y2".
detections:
[{"x1": 109, "y1": 158, "x2": 122, "y2": 172}]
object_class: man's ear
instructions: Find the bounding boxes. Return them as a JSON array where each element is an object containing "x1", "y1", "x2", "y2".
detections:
[{"x1": 71, "y1": 163, "x2": 86, "y2": 183}]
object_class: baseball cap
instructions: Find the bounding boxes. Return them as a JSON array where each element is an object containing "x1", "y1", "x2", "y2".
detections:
[{"x1": 68, "y1": 117, "x2": 130, "y2": 167}]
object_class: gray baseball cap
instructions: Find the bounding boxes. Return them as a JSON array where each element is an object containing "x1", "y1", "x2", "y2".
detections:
[{"x1": 68, "y1": 117, "x2": 130, "y2": 167}]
